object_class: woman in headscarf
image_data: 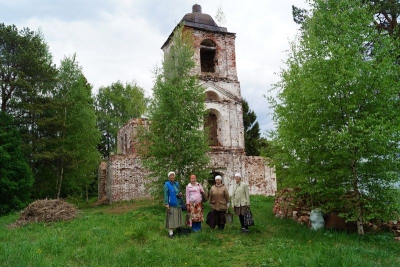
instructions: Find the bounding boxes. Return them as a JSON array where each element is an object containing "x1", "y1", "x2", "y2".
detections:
[
  {"x1": 164, "y1": 171, "x2": 184, "y2": 238},
  {"x1": 185, "y1": 174, "x2": 205, "y2": 232},
  {"x1": 231, "y1": 172, "x2": 251, "y2": 233},
  {"x1": 208, "y1": 175, "x2": 230, "y2": 230}
]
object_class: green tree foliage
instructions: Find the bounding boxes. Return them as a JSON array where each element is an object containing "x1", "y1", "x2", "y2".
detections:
[
  {"x1": 0, "y1": 23, "x2": 58, "y2": 169},
  {"x1": 95, "y1": 81, "x2": 146, "y2": 159},
  {"x1": 0, "y1": 23, "x2": 62, "y2": 199},
  {"x1": 0, "y1": 112, "x2": 33, "y2": 215},
  {"x1": 138, "y1": 25, "x2": 210, "y2": 197},
  {"x1": 242, "y1": 99, "x2": 261, "y2": 156},
  {"x1": 259, "y1": 138, "x2": 275, "y2": 159},
  {"x1": 54, "y1": 55, "x2": 101, "y2": 198},
  {"x1": 0, "y1": 23, "x2": 57, "y2": 113},
  {"x1": 292, "y1": 5, "x2": 309, "y2": 26},
  {"x1": 271, "y1": 0, "x2": 400, "y2": 234},
  {"x1": 0, "y1": 24, "x2": 100, "y2": 200},
  {"x1": 294, "y1": 1, "x2": 400, "y2": 39},
  {"x1": 33, "y1": 55, "x2": 100, "y2": 199}
]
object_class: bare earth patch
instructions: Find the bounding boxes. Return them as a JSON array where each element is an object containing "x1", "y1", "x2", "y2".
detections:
[{"x1": 7, "y1": 199, "x2": 78, "y2": 228}]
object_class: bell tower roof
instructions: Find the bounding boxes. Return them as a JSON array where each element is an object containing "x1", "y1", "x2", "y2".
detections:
[
  {"x1": 179, "y1": 4, "x2": 227, "y2": 33},
  {"x1": 161, "y1": 4, "x2": 229, "y2": 49}
]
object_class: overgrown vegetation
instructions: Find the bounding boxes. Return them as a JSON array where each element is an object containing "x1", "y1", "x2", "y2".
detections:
[
  {"x1": 1, "y1": 196, "x2": 399, "y2": 266},
  {"x1": 95, "y1": 81, "x2": 147, "y2": 159},
  {"x1": 138, "y1": 25, "x2": 210, "y2": 197},
  {"x1": 0, "y1": 23, "x2": 147, "y2": 206},
  {"x1": 270, "y1": 0, "x2": 400, "y2": 234},
  {"x1": 0, "y1": 24, "x2": 103, "y2": 202}
]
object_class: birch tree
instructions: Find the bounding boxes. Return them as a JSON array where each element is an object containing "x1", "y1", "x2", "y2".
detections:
[
  {"x1": 138, "y1": 25, "x2": 210, "y2": 196},
  {"x1": 271, "y1": 0, "x2": 400, "y2": 234}
]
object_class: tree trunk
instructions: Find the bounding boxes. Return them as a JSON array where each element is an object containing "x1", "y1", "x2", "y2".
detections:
[
  {"x1": 357, "y1": 216, "x2": 364, "y2": 235},
  {"x1": 352, "y1": 158, "x2": 364, "y2": 235},
  {"x1": 57, "y1": 164, "x2": 63, "y2": 199},
  {"x1": 57, "y1": 106, "x2": 67, "y2": 199}
]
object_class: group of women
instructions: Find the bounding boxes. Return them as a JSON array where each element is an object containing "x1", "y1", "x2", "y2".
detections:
[{"x1": 163, "y1": 171, "x2": 250, "y2": 239}]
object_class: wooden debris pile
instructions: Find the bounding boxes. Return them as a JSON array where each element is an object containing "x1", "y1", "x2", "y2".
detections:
[{"x1": 7, "y1": 199, "x2": 78, "y2": 228}]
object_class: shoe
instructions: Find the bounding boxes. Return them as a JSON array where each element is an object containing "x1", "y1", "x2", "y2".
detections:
[
  {"x1": 241, "y1": 228, "x2": 249, "y2": 234},
  {"x1": 168, "y1": 234, "x2": 175, "y2": 239}
]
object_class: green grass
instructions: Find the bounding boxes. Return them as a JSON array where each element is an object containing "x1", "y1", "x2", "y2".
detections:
[{"x1": 1, "y1": 196, "x2": 399, "y2": 266}]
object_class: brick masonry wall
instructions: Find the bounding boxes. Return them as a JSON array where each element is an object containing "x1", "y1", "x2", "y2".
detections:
[
  {"x1": 116, "y1": 118, "x2": 150, "y2": 155},
  {"x1": 99, "y1": 149, "x2": 276, "y2": 203},
  {"x1": 106, "y1": 154, "x2": 151, "y2": 204},
  {"x1": 163, "y1": 27, "x2": 238, "y2": 83},
  {"x1": 207, "y1": 150, "x2": 276, "y2": 196},
  {"x1": 190, "y1": 28, "x2": 238, "y2": 82}
]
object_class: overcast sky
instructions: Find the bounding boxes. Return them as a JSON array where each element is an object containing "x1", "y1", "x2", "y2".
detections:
[{"x1": 1, "y1": 0, "x2": 308, "y2": 136}]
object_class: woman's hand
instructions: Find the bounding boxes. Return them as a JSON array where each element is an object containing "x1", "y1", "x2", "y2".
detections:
[{"x1": 165, "y1": 204, "x2": 169, "y2": 209}]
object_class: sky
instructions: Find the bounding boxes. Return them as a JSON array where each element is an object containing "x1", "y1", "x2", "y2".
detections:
[{"x1": 0, "y1": 0, "x2": 308, "y2": 136}]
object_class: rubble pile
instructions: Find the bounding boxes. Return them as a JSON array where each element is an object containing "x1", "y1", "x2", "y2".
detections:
[
  {"x1": 273, "y1": 188, "x2": 400, "y2": 239},
  {"x1": 272, "y1": 188, "x2": 311, "y2": 226}
]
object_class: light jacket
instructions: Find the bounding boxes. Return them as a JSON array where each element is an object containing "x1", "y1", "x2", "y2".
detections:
[
  {"x1": 186, "y1": 182, "x2": 204, "y2": 205},
  {"x1": 164, "y1": 181, "x2": 180, "y2": 207},
  {"x1": 209, "y1": 184, "x2": 229, "y2": 211},
  {"x1": 231, "y1": 182, "x2": 250, "y2": 207}
]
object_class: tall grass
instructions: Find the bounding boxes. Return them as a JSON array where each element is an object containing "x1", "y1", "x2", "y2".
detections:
[{"x1": 0, "y1": 196, "x2": 399, "y2": 266}]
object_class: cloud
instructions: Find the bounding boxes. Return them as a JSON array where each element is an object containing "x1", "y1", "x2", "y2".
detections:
[{"x1": 0, "y1": 0, "x2": 309, "y2": 134}]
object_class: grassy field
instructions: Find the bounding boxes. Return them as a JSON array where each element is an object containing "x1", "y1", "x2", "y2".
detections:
[{"x1": 0, "y1": 196, "x2": 399, "y2": 267}]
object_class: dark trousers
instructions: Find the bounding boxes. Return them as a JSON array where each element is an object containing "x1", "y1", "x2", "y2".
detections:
[{"x1": 239, "y1": 215, "x2": 248, "y2": 229}]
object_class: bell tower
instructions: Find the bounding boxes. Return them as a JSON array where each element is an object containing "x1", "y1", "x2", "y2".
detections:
[
  {"x1": 161, "y1": 4, "x2": 245, "y2": 154},
  {"x1": 99, "y1": 4, "x2": 276, "y2": 203},
  {"x1": 159, "y1": 4, "x2": 276, "y2": 195}
]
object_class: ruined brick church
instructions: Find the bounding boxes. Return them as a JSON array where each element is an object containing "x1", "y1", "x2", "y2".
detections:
[{"x1": 98, "y1": 4, "x2": 277, "y2": 203}]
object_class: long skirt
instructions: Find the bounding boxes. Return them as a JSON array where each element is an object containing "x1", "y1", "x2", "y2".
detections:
[
  {"x1": 234, "y1": 206, "x2": 247, "y2": 216},
  {"x1": 166, "y1": 206, "x2": 184, "y2": 229},
  {"x1": 212, "y1": 210, "x2": 226, "y2": 225},
  {"x1": 188, "y1": 202, "x2": 204, "y2": 222}
]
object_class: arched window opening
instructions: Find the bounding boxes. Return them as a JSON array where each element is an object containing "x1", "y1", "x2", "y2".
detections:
[
  {"x1": 200, "y1": 39, "x2": 216, "y2": 73},
  {"x1": 205, "y1": 91, "x2": 219, "y2": 101},
  {"x1": 204, "y1": 111, "x2": 218, "y2": 146}
]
